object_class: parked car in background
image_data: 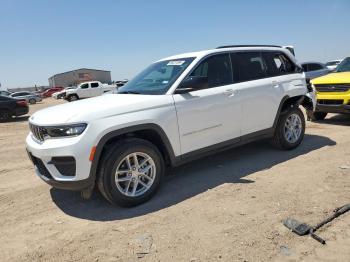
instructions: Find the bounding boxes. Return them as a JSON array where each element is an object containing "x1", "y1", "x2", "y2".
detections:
[
  {"x1": 10, "y1": 91, "x2": 42, "y2": 104},
  {"x1": 309, "y1": 57, "x2": 350, "y2": 120},
  {"x1": 64, "y1": 81, "x2": 114, "y2": 102},
  {"x1": 41, "y1": 87, "x2": 64, "y2": 98},
  {"x1": 325, "y1": 60, "x2": 342, "y2": 71},
  {"x1": 301, "y1": 62, "x2": 330, "y2": 80},
  {"x1": 0, "y1": 95, "x2": 29, "y2": 122},
  {"x1": 52, "y1": 86, "x2": 77, "y2": 99},
  {"x1": 0, "y1": 90, "x2": 11, "y2": 96},
  {"x1": 115, "y1": 80, "x2": 128, "y2": 87},
  {"x1": 26, "y1": 45, "x2": 315, "y2": 206}
]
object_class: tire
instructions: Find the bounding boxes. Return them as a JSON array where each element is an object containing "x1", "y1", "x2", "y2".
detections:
[
  {"x1": 67, "y1": 95, "x2": 79, "y2": 102},
  {"x1": 273, "y1": 106, "x2": 305, "y2": 150},
  {"x1": 0, "y1": 110, "x2": 12, "y2": 122},
  {"x1": 29, "y1": 98, "x2": 36, "y2": 104},
  {"x1": 309, "y1": 111, "x2": 327, "y2": 121},
  {"x1": 97, "y1": 138, "x2": 165, "y2": 207}
]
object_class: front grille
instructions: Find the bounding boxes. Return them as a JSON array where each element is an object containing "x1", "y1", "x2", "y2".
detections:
[
  {"x1": 315, "y1": 84, "x2": 350, "y2": 92},
  {"x1": 29, "y1": 123, "x2": 45, "y2": 141},
  {"x1": 317, "y1": 99, "x2": 344, "y2": 105}
]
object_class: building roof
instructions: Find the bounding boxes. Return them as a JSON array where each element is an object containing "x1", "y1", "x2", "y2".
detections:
[{"x1": 49, "y1": 68, "x2": 111, "y2": 79}]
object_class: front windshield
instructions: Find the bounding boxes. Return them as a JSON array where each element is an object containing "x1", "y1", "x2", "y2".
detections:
[
  {"x1": 117, "y1": 57, "x2": 195, "y2": 95},
  {"x1": 336, "y1": 58, "x2": 350, "y2": 72}
]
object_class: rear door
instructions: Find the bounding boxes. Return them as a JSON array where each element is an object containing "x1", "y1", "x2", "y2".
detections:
[
  {"x1": 229, "y1": 51, "x2": 281, "y2": 135},
  {"x1": 90, "y1": 82, "x2": 101, "y2": 97}
]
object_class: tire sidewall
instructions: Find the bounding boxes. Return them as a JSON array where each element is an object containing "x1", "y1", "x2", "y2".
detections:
[
  {"x1": 102, "y1": 140, "x2": 164, "y2": 207},
  {"x1": 277, "y1": 107, "x2": 305, "y2": 149},
  {"x1": 29, "y1": 98, "x2": 36, "y2": 104},
  {"x1": 68, "y1": 95, "x2": 78, "y2": 102}
]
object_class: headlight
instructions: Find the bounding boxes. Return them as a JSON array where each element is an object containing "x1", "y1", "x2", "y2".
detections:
[{"x1": 44, "y1": 123, "x2": 87, "y2": 138}]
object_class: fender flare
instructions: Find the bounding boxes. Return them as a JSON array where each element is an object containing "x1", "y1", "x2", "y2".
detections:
[{"x1": 88, "y1": 123, "x2": 176, "y2": 182}]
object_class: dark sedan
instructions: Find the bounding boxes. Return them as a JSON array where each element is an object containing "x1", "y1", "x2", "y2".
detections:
[{"x1": 0, "y1": 95, "x2": 29, "y2": 122}]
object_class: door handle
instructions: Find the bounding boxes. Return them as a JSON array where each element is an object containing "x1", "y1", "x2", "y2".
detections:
[
  {"x1": 272, "y1": 81, "x2": 280, "y2": 88},
  {"x1": 223, "y1": 89, "x2": 235, "y2": 97}
]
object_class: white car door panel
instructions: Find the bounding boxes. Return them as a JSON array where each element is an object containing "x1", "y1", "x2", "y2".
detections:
[
  {"x1": 237, "y1": 78, "x2": 281, "y2": 135},
  {"x1": 173, "y1": 84, "x2": 241, "y2": 154}
]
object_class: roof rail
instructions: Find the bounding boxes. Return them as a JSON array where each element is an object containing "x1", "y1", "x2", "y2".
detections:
[{"x1": 216, "y1": 45, "x2": 282, "y2": 49}]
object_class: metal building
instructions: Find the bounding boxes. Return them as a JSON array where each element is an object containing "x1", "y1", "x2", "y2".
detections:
[{"x1": 48, "y1": 68, "x2": 111, "y2": 87}]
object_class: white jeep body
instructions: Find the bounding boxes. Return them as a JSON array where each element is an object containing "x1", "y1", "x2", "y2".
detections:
[{"x1": 26, "y1": 45, "x2": 316, "y2": 193}]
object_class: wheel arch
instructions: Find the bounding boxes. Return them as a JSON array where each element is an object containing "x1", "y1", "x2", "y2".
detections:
[
  {"x1": 273, "y1": 95, "x2": 311, "y2": 128},
  {"x1": 89, "y1": 123, "x2": 176, "y2": 183}
]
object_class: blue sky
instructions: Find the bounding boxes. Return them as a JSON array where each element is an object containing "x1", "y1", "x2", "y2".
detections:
[{"x1": 0, "y1": 0, "x2": 349, "y2": 88}]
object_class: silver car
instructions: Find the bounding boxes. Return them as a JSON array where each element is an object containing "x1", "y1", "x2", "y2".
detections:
[
  {"x1": 10, "y1": 91, "x2": 42, "y2": 104},
  {"x1": 301, "y1": 62, "x2": 330, "y2": 80}
]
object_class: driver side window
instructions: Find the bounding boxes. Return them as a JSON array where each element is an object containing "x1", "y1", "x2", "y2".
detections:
[
  {"x1": 190, "y1": 54, "x2": 233, "y2": 88},
  {"x1": 80, "y1": 83, "x2": 89, "y2": 89}
]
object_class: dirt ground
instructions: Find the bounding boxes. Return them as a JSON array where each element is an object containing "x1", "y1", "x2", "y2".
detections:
[{"x1": 0, "y1": 98, "x2": 349, "y2": 262}]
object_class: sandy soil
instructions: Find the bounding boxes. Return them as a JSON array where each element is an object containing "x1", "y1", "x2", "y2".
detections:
[{"x1": 0, "y1": 98, "x2": 349, "y2": 262}]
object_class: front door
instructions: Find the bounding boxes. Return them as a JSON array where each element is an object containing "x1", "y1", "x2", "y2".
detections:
[{"x1": 173, "y1": 53, "x2": 242, "y2": 155}]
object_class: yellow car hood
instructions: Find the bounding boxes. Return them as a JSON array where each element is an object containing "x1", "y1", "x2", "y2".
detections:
[{"x1": 311, "y1": 72, "x2": 350, "y2": 84}]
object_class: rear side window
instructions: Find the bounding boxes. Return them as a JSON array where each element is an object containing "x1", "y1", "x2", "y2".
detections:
[
  {"x1": 91, "y1": 82, "x2": 99, "y2": 88},
  {"x1": 190, "y1": 54, "x2": 233, "y2": 88},
  {"x1": 230, "y1": 52, "x2": 266, "y2": 82},
  {"x1": 262, "y1": 52, "x2": 296, "y2": 76}
]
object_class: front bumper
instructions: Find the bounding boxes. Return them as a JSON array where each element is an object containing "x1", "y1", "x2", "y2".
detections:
[
  {"x1": 15, "y1": 106, "x2": 29, "y2": 117},
  {"x1": 316, "y1": 104, "x2": 350, "y2": 114},
  {"x1": 315, "y1": 91, "x2": 350, "y2": 113},
  {"x1": 27, "y1": 150, "x2": 93, "y2": 190},
  {"x1": 26, "y1": 131, "x2": 94, "y2": 191}
]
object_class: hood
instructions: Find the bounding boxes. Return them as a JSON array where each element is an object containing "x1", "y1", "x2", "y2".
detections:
[
  {"x1": 311, "y1": 72, "x2": 350, "y2": 85},
  {"x1": 30, "y1": 94, "x2": 173, "y2": 125}
]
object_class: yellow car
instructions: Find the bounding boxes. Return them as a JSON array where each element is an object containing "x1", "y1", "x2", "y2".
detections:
[{"x1": 310, "y1": 57, "x2": 350, "y2": 120}]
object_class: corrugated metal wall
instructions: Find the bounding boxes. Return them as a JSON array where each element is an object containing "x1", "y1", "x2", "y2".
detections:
[{"x1": 48, "y1": 69, "x2": 111, "y2": 87}]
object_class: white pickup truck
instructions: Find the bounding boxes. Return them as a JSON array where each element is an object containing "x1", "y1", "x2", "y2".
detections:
[{"x1": 64, "y1": 81, "x2": 115, "y2": 102}]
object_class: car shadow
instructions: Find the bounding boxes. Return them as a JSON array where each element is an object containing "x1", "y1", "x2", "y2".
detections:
[
  {"x1": 320, "y1": 114, "x2": 350, "y2": 126},
  {"x1": 50, "y1": 134, "x2": 336, "y2": 221}
]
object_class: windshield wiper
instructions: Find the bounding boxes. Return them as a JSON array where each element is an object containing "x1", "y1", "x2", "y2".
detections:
[{"x1": 118, "y1": 91, "x2": 142, "y2": 94}]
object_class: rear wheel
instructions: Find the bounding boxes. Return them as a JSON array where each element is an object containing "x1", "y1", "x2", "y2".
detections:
[
  {"x1": 97, "y1": 138, "x2": 165, "y2": 207},
  {"x1": 309, "y1": 111, "x2": 327, "y2": 121},
  {"x1": 273, "y1": 106, "x2": 305, "y2": 150},
  {"x1": 67, "y1": 95, "x2": 79, "y2": 102},
  {"x1": 0, "y1": 110, "x2": 12, "y2": 122}
]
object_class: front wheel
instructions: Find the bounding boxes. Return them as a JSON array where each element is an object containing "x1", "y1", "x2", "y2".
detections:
[
  {"x1": 67, "y1": 95, "x2": 79, "y2": 102},
  {"x1": 273, "y1": 106, "x2": 305, "y2": 150},
  {"x1": 97, "y1": 138, "x2": 165, "y2": 207}
]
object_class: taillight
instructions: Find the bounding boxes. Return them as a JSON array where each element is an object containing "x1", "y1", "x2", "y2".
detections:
[{"x1": 16, "y1": 100, "x2": 28, "y2": 106}]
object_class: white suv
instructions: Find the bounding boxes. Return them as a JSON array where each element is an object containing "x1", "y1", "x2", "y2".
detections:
[{"x1": 26, "y1": 45, "x2": 316, "y2": 206}]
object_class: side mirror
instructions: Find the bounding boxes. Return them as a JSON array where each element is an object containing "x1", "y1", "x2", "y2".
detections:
[{"x1": 175, "y1": 76, "x2": 208, "y2": 94}]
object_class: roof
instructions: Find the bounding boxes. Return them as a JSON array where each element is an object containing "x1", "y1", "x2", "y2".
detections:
[
  {"x1": 49, "y1": 68, "x2": 111, "y2": 79},
  {"x1": 158, "y1": 46, "x2": 295, "y2": 63}
]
